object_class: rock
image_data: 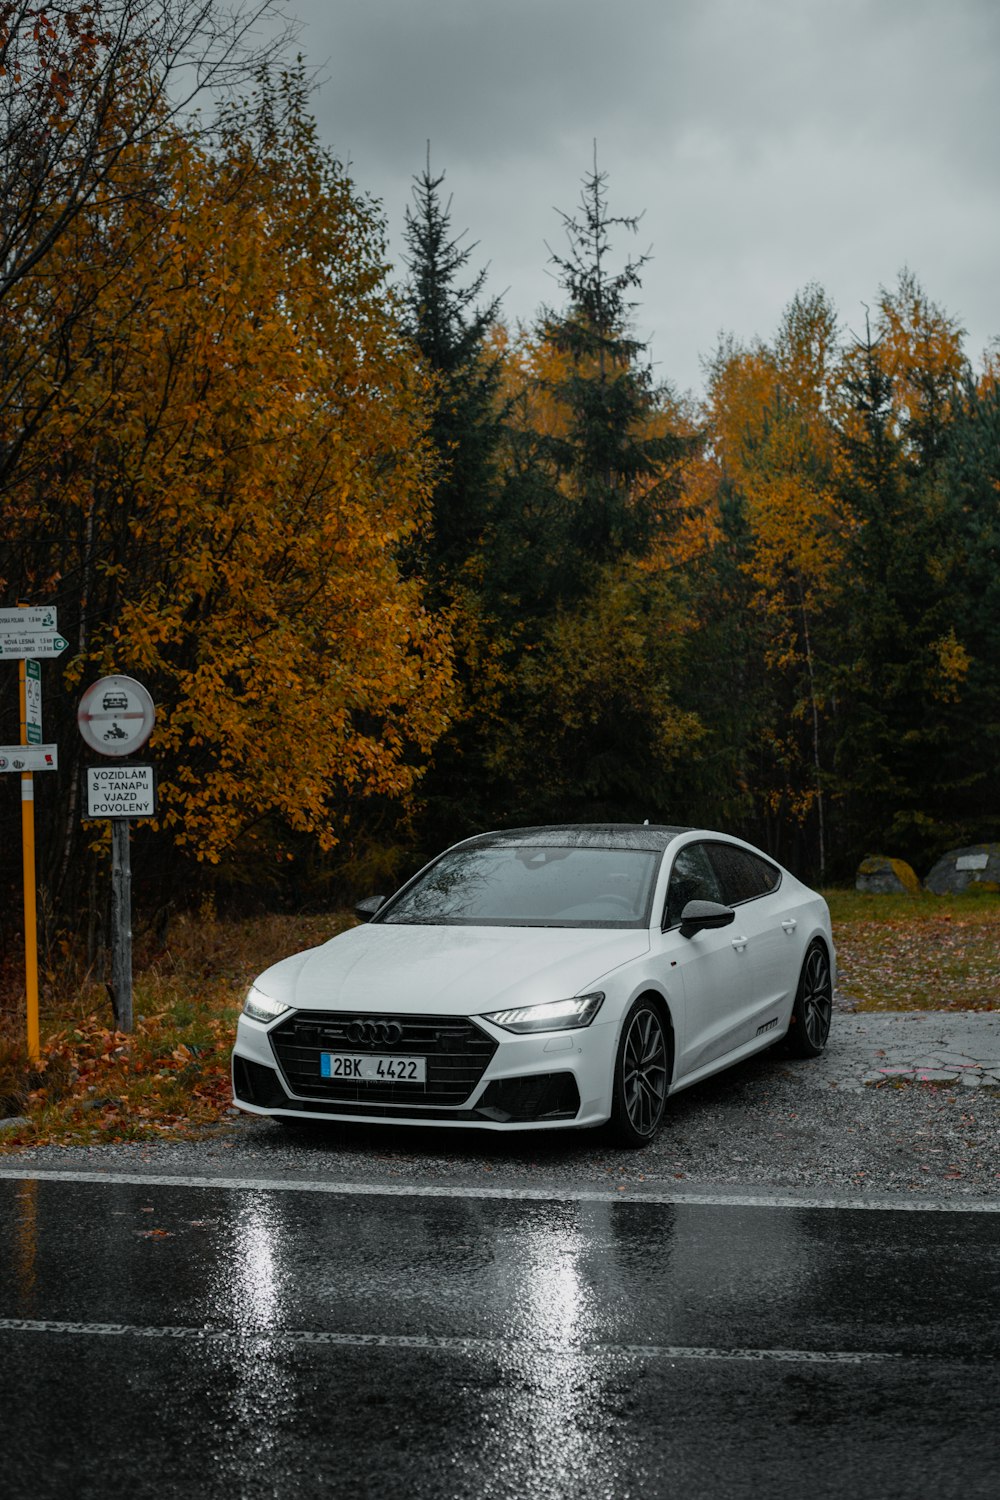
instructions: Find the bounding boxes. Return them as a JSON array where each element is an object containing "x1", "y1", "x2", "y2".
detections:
[
  {"x1": 924, "y1": 843, "x2": 1000, "y2": 895},
  {"x1": 855, "y1": 855, "x2": 921, "y2": 895}
]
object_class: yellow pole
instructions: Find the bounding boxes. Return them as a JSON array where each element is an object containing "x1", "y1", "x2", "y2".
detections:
[{"x1": 18, "y1": 647, "x2": 39, "y2": 1065}]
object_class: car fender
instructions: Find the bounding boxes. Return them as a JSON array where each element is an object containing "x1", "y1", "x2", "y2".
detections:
[{"x1": 599, "y1": 972, "x2": 679, "y2": 1088}]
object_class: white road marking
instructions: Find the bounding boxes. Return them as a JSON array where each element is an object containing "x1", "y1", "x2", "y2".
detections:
[
  {"x1": 0, "y1": 1317, "x2": 922, "y2": 1365},
  {"x1": 0, "y1": 1167, "x2": 997, "y2": 1211}
]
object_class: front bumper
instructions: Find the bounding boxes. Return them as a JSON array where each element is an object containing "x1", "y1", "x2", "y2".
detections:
[{"x1": 231, "y1": 1008, "x2": 615, "y2": 1131}]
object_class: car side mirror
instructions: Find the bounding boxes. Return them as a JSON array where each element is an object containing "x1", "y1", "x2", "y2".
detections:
[
  {"x1": 354, "y1": 894, "x2": 386, "y2": 923},
  {"x1": 679, "y1": 899, "x2": 735, "y2": 938}
]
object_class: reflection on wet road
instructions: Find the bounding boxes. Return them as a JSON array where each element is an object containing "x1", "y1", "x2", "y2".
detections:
[{"x1": 1, "y1": 1175, "x2": 997, "y2": 1498}]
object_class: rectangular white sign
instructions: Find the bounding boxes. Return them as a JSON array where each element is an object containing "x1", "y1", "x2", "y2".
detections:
[
  {"x1": 0, "y1": 607, "x2": 58, "y2": 631},
  {"x1": 956, "y1": 853, "x2": 989, "y2": 871},
  {"x1": 85, "y1": 764, "x2": 157, "y2": 818},
  {"x1": 0, "y1": 631, "x2": 68, "y2": 659},
  {"x1": 0, "y1": 745, "x2": 58, "y2": 772}
]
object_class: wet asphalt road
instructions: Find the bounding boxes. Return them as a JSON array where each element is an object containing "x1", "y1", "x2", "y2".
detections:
[{"x1": 1, "y1": 1173, "x2": 998, "y2": 1499}]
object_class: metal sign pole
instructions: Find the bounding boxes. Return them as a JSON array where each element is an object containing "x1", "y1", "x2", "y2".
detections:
[
  {"x1": 77, "y1": 674, "x2": 155, "y2": 1035},
  {"x1": 110, "y1": 819, "x2": 133, "y2": 1033}
]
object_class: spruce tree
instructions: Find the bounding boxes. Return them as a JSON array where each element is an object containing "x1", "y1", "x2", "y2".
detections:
[
  {"x1": 400, "y1": 154, "x2": 509, "y2": 848},
  {"x1": 480, "y1": 157, "x2": 703, "y2": 827},
  {"x1": 535, "y1": 153, "x2": 694, "y2": 584},
  {"x1": 401, "y1": 152, "x2": 503, "y2": 601},
  {"x1": 933, "y1": 379, "x2": 1000, "y2": 843},
  {"x1": 831, "y1": 323, "x2": 971, "y2": 865}
]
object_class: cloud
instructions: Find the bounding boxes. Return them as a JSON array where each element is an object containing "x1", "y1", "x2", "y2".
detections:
[{"x1": 283, "y1": 0, "x2": 1000, "y2": 391}]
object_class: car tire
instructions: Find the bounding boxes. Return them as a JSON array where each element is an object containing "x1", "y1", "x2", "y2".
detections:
[
  {"x1": 785, "y1": 941, "x2": 833, "y2": 1058},
  {"x1": 609, "y1": 998, "x2": 670, "y2": 1147}
]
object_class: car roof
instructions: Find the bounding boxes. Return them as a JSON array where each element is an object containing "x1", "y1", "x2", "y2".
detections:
[{"x1": 462, "y1": 823, "x2": 693, "y2": 853}]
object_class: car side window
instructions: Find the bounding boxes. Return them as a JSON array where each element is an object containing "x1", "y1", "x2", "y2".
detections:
[
  {"x1": 705, "y1": 843, "x2": 781, "y2": 905},
  {"x1": 663, "y1": 843, "x2": 724, "y2": 928}
]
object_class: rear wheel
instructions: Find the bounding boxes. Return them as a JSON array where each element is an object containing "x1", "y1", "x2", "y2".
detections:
[
  {"x1": 610, "y1": 998, "x2": 670, "y2": 1147},
  {"x1": 786, "y1": 941, "x2": 833, "y2": 1057}
]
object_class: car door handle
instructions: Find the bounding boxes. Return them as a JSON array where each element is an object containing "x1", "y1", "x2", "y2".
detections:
[
  {"x1": 781, "y1": 919, "x2": 798, "y2": 933},
  {"x1": 731, "y1": 935, "x2": 749, "y2": 952}
]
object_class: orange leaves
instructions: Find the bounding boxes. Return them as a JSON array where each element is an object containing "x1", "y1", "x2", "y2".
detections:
[
  {"x1": 0, "y1": 910, "x2": 354, "y2": 1146},
  {"x1": 833, "y1": 271, "x2": 966, "y2": 462},
  {"x1": 706, "y1": 288, "x2": 852, "y2": 607},
  {"x1": 3, "y1": 1008, "x2": 237, "y2": 1146},
  {"x1": 926, "y1": 627, "x2": 971, "y2": 702},
  {"x1": 6, "y1": 76, "x2": 457, "y2": 868},
  {"x1": 705, "y1": 293, "x2": 846, "y2": 614}
]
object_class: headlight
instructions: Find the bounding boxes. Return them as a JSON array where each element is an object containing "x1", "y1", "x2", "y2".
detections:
[
  {"x1": 242, "y1": 984, "x2": 292, "y2": 1024},
  {"x1": 481, "y1": 992, "x2": 605, "y2": 1034}
]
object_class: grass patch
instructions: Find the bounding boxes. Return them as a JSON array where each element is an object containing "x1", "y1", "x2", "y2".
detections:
[
  {"x1": 0, "y1": 909, "x2": 353, "y2": 1150},
  {"x1": 825, "y1": 888, "x2": 1000, "y2": 1012}
]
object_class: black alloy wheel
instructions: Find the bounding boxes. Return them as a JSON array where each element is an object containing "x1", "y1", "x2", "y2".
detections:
[
  {"x1": 786, "y1": 941, "x2": 833, "y2": 1057},
  {"x1": 610, "y1": 999, "x2": 670, "y2": 1147}
]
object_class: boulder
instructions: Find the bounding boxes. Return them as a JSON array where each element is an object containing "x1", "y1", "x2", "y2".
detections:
[
  {"x1": 855, "y1": 856, "x2": 921, "y2": 895},
  {"x1": 924, "y1": 843, "x2": 1000, "y2": 895}
]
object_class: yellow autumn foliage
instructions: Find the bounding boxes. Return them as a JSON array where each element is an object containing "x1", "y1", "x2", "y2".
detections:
[{"x1": 3, "y1": 80, "x2": 456, "y2": 863}]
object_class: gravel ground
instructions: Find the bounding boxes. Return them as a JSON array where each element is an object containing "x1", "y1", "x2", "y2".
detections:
[{"x1": 6, "y1": 1011, "x2": 999, "y2": 1203}]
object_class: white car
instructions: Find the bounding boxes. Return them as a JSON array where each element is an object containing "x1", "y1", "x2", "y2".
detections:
[{"x1": 232, "y1": 824, "x2": 835, "y2": 1146}]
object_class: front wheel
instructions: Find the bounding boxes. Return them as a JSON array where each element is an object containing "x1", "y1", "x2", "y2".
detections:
[
  {"x1": 610, "y1": 998, "x2": 670, "y2": 1147},
  {"x1": 786, "y1": 941, "x2": 833, "y2": 1057}
]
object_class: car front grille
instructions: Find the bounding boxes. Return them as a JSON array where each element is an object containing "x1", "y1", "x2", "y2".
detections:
[{"x1": 269, "y1": 1011, "x2": 498, "y2": 1107}]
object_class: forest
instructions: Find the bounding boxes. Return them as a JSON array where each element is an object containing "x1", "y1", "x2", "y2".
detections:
[{"x1": 2, "y1": 1, "x2": 998, "y2": 973}]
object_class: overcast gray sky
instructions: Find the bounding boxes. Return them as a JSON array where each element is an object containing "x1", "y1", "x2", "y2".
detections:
[{"x1": 279, "y1": 0, "x2": 999, "y2": 398}]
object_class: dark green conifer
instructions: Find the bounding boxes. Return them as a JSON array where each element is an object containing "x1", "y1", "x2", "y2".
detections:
[
  {"x1": 401, "y1": 151, "x2": 503, "y2": 601},
  {"x1": 534, "y1": 152, "x2": 694, "y2": 585}
]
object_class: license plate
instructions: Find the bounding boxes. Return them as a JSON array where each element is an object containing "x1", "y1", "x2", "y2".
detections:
[{"x1": 320, "y1": 1052, "x2": 426, "y2": 1084}]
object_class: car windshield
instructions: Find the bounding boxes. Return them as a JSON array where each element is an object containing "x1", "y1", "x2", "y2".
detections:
[{"x1": 379, "y1": 844, "x2": 660, "y2": 928}]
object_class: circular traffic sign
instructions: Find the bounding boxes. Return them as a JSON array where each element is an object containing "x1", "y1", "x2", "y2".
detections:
[{"x1": 78, "y1": 675, "x2": 156, "y2": 757}]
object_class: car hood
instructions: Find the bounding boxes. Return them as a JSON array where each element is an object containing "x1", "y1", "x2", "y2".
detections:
[{"x1": 255, "y1": 924, "x2": 650, "y2": 1017}]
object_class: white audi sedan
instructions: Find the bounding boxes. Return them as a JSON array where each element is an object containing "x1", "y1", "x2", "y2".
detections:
[{"x1": 232, "y1": 824, "x2": 835, "y2": 1146}]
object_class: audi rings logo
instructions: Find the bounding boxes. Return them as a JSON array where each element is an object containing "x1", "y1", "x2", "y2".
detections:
[{"x1": 347, "y1": 1019, "x2": 403, "y2": 1046}]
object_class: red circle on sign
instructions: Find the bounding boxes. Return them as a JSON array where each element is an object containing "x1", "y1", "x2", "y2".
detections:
[{"x1": 78, "y1": 676, "x2": 156, "y2": 757}]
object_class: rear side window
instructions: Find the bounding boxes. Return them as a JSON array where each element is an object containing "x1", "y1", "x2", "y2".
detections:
[{"x1": 705, "y1": 843, "x2": 781, "y2": 905}]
